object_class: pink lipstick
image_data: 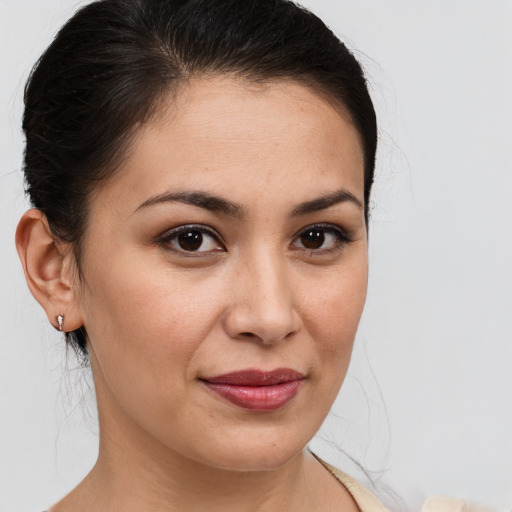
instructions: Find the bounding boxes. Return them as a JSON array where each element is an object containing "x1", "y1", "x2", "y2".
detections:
[{"x1": 201, "y1": 368, "x2": 304, "y2": 411}]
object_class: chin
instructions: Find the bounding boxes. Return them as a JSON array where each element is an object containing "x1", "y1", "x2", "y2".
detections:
[
  {"x1": 210, "y1": 448, "x2": 303, "y2": 473},
  {"x1": 185, "y1": 426, "x2": 310, "y2": 473}
]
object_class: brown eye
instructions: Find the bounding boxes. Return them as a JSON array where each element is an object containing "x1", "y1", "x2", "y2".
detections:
[
  {"x1": 291, "y1": 224, "x2": 350, "y2": 254},
  {"x1": 160, "y1": 225, "x2": 224, "y2": 254},
  {"x1": 177, "y1": 230, "x2": 203, "y2": 251},
  {"x1": 300, "y1": 229, "x2": 325, "y2": 249}
]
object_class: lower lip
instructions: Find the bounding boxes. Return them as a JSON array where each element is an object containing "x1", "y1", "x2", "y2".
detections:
[{"x1": 203, "y1": 380, "x2": 303, "y2": 411}]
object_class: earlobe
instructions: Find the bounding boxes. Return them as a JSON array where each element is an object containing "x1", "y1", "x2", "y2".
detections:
[{"x1": 15, "y1": 208, "x2": 83, "y2": 332}]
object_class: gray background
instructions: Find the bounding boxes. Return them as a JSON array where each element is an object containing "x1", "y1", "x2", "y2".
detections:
[{"x1": 1, "y1": 0, "x2": 511, "y2": 510}]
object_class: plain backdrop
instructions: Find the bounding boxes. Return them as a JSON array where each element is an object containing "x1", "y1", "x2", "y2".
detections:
[{"x1": 1, "y1": 1, "x2": 511, "y2": 511}]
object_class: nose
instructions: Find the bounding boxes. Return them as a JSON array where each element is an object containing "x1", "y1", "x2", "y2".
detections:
[{"x1": 222, "y1": 252, "x2": 301, "y2": 345}]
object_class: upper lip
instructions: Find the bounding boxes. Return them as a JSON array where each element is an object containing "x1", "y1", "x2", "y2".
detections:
[{"x1": 201, "y1": 368, "x2": 304, "y2": 386}]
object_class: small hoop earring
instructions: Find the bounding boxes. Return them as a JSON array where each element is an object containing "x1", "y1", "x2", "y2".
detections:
[{"x1": 57, "y1": 314, "x2": 65, "y2": 332}]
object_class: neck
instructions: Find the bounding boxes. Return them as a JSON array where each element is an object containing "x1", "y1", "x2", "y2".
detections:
[
  {"x1": 50, "y1": 383, "x2": 324, "y2": 512},
  {"x1": 49, "y1": 352, "x2": 357, "y2": 512},
  {"x1": 55, "y1": 430, "x2": 319, "y2": 512},
  {"x1": 95, "y1": 444, "x2": 314, "y2": 512}
]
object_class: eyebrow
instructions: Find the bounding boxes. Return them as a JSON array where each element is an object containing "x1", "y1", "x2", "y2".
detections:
[
  {"x1": 290, "y1": 189, "x2": 363, "y2": 216},
  {"x1": 135, "y1": 190, "x2": 244, "y2": 218},
  {"x1": 134, "y1": 188, "x2": 363, "y2": 218}
]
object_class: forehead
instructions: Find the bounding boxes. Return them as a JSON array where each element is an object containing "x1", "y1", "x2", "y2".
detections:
[{"x1": 95, "y1": 76, "x2": 365, "y2": 215}]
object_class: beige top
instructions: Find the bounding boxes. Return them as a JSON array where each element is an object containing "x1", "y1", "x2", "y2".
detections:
[{"x1": 317, "y1": 458, "x2": 470, "y2": 512}]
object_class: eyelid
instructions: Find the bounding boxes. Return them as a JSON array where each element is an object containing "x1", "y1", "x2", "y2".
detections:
[
  {"x1": 291, "y1": 223, "x2": 352, "y2": 253},
  {"x1": 294, "y1": 222, "x2": 351, "y2": 239},
  {"x1": 156, "y1": 222, "x2": 352, "y2": 256},
  {"x1": 156, "y1": 224, "x2": 226, "y2": 254}
]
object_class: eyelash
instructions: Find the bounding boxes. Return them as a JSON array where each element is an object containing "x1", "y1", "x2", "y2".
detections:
[
  {"x1": 157, "y1": 223, "x2": 352, "y2": 257},
  {"x1": 291, "y1": 223, "x2": 352, "y2": 256}
]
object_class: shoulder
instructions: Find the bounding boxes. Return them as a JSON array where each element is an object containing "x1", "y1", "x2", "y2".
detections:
[
  {"x1": 422, "y1": 496, "x2": 466, "y2": 512},
  {"x1": 314, "y1": 456, "x2": 483, "y2": 512},
  {"x1": 314, "y1": 456, "x2": 390, "y2": 512}
]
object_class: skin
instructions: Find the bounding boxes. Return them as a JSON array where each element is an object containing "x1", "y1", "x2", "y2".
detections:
[{"x1": 17, "y1": 76, "x2": 368, "y2": 512}]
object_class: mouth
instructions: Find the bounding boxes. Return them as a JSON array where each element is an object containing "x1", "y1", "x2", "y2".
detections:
[{"x1": 200, "y1": 368, "x2": 305, "y2": 411}]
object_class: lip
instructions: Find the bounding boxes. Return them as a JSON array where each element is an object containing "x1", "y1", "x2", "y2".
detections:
[{"x1": 201, "y1": 368, "x2": 304, "y2": 411}]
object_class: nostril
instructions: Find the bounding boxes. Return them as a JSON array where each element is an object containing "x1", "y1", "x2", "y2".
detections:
[
  {"x1": 236, "y1": 329, "x2": 296, "y2": 344},
  {"x1": 222, "y1": 296, "x2": 301, "y2": 345}
]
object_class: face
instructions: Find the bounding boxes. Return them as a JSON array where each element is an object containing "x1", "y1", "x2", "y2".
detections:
[{"x1": 76, "y1": 76, "x2": 368, "y2": 472}]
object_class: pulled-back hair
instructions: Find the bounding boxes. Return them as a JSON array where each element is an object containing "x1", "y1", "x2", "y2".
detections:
[{"x1": 23, "y1": 0, "x2": 377, "y2": 359}]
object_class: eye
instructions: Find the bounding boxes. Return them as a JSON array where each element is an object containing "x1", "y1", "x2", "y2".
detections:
[
  {"x1": 158, "y1": 225, "x2": 225, "y2": 254},
  {"x1": 291, "y1": 224, "x2": 351, "y2": 254}
]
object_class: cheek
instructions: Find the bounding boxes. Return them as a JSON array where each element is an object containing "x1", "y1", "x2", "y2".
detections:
[
  {"x1": 79, "y1": 248, "x2": 223, "y2": 386},
  {"x1": 303, "y1": 261, "x2": 367, "y2": 344},
  {"x1": 299, "y1": 255, "x2": 368, "y2": 392}
]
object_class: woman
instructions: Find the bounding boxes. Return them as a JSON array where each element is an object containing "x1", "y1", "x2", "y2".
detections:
[{"x1": 13, "y1": 0, "x2": 483, "y2": 510}]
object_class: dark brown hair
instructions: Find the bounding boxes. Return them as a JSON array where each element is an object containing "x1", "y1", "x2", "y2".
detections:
[{"x1": 23, "y1": 0, "x2": 377, "y2": 359}]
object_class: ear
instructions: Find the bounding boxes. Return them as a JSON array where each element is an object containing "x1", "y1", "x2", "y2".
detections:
[{"x1": 15, "y1": 208, "x2": 84, "y2": 332}]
